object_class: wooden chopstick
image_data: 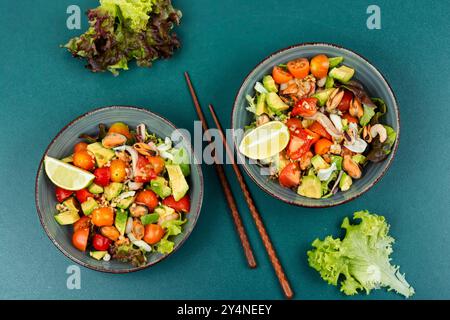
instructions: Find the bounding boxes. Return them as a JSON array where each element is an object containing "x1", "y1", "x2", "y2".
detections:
[
  {"x1": 184, "y1": 72, "x2": 257, "y2": 269},
  {"x1": 208, "y1": 104, "x2": 294, "y2": 299}
]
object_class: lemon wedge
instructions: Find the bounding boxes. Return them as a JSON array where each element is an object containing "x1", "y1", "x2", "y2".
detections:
[
  {"x1": 239, "y1": 121, "x2": 290, "y2": 160},
  {"x1": 44, "y1": 156, "x2": 95, "y2": 190}
]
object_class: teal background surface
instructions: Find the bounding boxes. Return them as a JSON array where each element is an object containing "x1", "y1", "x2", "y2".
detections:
[{"x1": 1, "y1": 0, "x2": 449, "y2": 299}]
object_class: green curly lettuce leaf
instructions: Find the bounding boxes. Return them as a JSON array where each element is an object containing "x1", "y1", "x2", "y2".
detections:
[
  {"x1": 64, "y1": 0, "x2": 181, "y2": 75},
  {"x1": 307, "y1": 210, "x2": 415, "y2": 298}
]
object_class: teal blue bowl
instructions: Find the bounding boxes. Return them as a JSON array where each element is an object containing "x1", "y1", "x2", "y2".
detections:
[
  {"x1": 35, "y1": 106, "x2": 203, "y2": 273},
  {"x1": 232, "y1": 43, "x2": 400, "y2": 207}
]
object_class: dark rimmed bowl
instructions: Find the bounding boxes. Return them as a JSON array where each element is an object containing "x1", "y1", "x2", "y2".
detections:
[
  {"x1": 35, "y1": 106, "x2": 203, "y2": 273},
  {"x1": 232, "y1": 43, "x2": 400, "y2": 208}
]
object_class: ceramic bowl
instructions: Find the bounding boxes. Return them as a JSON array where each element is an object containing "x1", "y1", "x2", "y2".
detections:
[
  {"x1": 231, "y1": 43, "x2": 400, "y2": 207},
  {"x1": 35, "y1": 106, "x2": 203, "y2": 272}
]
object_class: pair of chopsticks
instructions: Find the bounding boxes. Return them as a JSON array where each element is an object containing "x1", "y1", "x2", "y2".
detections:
[{"x1": 184, "y1": 72, "x2": 294, "y2": 299}]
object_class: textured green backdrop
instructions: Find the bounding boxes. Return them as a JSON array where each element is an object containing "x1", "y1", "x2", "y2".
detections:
[{"x1": 1, "y1": 0, "x2": 449, "y2": 299}]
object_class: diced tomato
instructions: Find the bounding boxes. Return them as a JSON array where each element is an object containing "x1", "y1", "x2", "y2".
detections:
[
  {"x1": 342, "y1": 113, "x2": 358, "y2": 124},
  {"x1": 143, "y1": 224, "x2": 165, "y2": 245},
  {"x1": 303, "y1": 128, "x2": 321, "y2": 145},
  {"x1": 287, "y1": 130, "x2": 312, "y2": 160},
  {"x1": 92, "y1": 234, "x2": 112, "y2": 251},
  {"x1": 285, "y1": 118, "x2": 303, "y2": 134},
  {"x1": 93, "y1": 167, "x2": 111, "y2": 187},
  {"x1": 55, "y1": 187, "x2": 73, "y2": 203},
  {"x1": 72, "y1": 228, "x2": 89, "y2": 252},
  {"x1": 338, "y1": 91, "x2": 353, "y2": 112},
  {"x1": 291, "y1": 98, "x2": 318, "y2": 117},
  {"x1": 162, "y1": 195, "x2": 191, "y2": 213},
  {"x1": 147, "y1": 156, "x2": 165, "y2": 175},
  {"x1": 73, "y1": 216, "x2": 91, "y2": 233},
  {"x1": 134, "y1": 156, "x2": 157, "y2": 183},
  {"x1": 314, "y1": 139, "x2": 333, "y2": 155},
  {"x1": 91, "y1": 207, "x2": 114, "y2": 227},
  {"x1": 75, "y1": 189, "x2": 93, "y2": 203},
  {"x1": 308, "y1": 121, "x2": 332, "y2": 140},
  {"x1": 278, "y1": 162, "x2": 300, "y2": 188},
  {"x1": 136, "y1": 190, "x2": 159, "y2": 211},
  {"x1": 74, "y1": 142, "x2": 88, "y2": 153}
]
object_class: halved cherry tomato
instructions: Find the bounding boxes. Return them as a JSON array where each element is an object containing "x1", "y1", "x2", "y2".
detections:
[
  {"x1": 342, "y1": 113, "x2": 358, "y2": 124},
  {"x1": 136, "y1": 190, "x2": 159, "y2": 211},
  {"x1": 134, "y1": 156, "x2": 157, "y2": 183},
  {"x1": 287, "y1": 130, "x2": 312, "y2": 160},
  {"x1": 55, "y1": 187, "x2": 73, "y2": 203},
  {"x1": 73, "y1": 150, "x2": 95, "y2": 171},
  {"x1": 308, "y1": 121, "x2": 332, "y2": 140},
  {"x1": 75, "y1": 189, "x2": 93, "y2": 203},
  {"x1": 109, "y1": 159, "x2": 127, "y2": 183},
  {"x1": 272, "y1": 66, "x2": 293, "y2": 84},
  {"x1": 285, "y1": 118, "x2": 303, "y2": 134},
  {"x1": 108, "y1": 122, "x2": 132, "y2": 139},
  {"x1": 143, "y1": 224, "x2": 165, "y2": 245},
  {"x1": 74, "y1": 216, "x2": 91, "y2": 233},
  {"x1": 147, "y1": 156, "x2": 165, "y2": 175},
  {"x1": 92, "y1": 234, "x2": 111, "y2": 251},
  {"x1": 310, "y1": 54, "x2": 330, "y2": 79},
  {"x1": 72, "y1": 228, "x2": 89, "y2": 251},
  {"x1": 291, "y1": 98, "x2": 318, "y2": 117},
  {"x1": 278, "y1": 162, "x2": 300, "y2": 188},
  {"x1": 94, "y1": 167, "x2": 111, "y2": 187},
  {"x1": 303, "y1": 128, "x2": 321, "y2": 145},
  {"x1": 314, "y1": 139, "x2": 333, "y2": 155},
  {"x1": 287, "y1": 58, "x2": 310, "y2": 79},
  {"x1": 338, "y1": 90, "x2": 353, "y2": 112},
  {"x1": 91, "y1": 207, "x2": 114, "y2": 227},
  {"x1": 74, "y1": 142, "x2": 88, "y2": 153},
  {"x1": 162, "y1": 195, "x2": 190, "y2": 213}
]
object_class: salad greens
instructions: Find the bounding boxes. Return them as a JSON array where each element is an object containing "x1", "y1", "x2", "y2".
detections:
[
  {"x1": 64, "y1": 0, "x2": 181, "y2": 75},
  {"x1": 307, "y1": 210, "x2": 415, "y2": 298}
]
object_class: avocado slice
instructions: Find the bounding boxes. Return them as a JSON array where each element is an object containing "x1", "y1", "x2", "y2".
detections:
[
  {"x1": 311, "y1": 155, "x2": 330, "y2": 171},
  {"x1": 325, "y1": 76, "x2": 335, "y2": 89},
  {"x1": 149, "y1": 177, "x2": 172, "y2": 199},
  {"x1": 62, "y1": 197, "x2": 79, "y2": 212},
  {"x1": 255, "y1": 93, "x2": 268, "y2": 116},
  {"x1": 352, "y1": 154, "x2": 367, "y2": 165},
  {"x1": 339, "y1": 172, "x2": 353, "y2": 191},
  {"x1": 328, "y1": 56, "x2": 344, "y2": 68},
  {"x1": 115, "y1": 208, "x2": 128, "y2": 235},
  {"x1": 81, "y1": 197, "x2": 99, "y2": 215},
  {"x1": 266, "y1": 92, "x2": 289, "y2": 112},
  {"x1": 87, "y1": 142, "x2": 115, "y2": 168},
  {"x1": 88, "y1": 183, "x2": 104, "y2": 194},
  {"x1": 140, "y1": 213, "x2": 160, "y2": 226},
  {"x1": 54, "y1": 210, "x2": 80, "y2": 225},
  {"x1": 166, "y1": 165, "x2": 189, "y2": 201},
  {"x1": 298, "y1": 174, "x2": 322, "y2": 199},
  {"x1": 329, "y1": 65, "x2": 355, "y2": 83},
  {"x1": 312, "y1": 88, "x2": 335, "y2": 106},
  {"x1": 117, "y1": 196, "x2": 135, "y2": 209},
  {"x1": 104, "y1": 182, "x2": 123, "y2": 201},
  {"x1": 90, "y1": 251, "x2": 107, "y2": 260},
  {"x1": 263, "y1": 75, "x2": 278, "y2": 93}
]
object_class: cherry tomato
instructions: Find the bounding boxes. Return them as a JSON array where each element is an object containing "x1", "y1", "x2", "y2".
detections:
[
  {"x1": 72, "y1": 228, "x2": 89, "y2": 251},
  {"x1": 308, "y1": 121, "x2": 332, "y2": 140},
  {"x1": 285, "y1": 118, "x2": 303, "y2": 134},
  {"x1": 134, "y1": 156, "x2": 157, "y2": 183},
  {"x1": 74, "y1": 142, "x2": 88, "y2": 153},
  {"x1": 338, "y1": 90, "x2": 353, "y2": 112},
  {"x1": 143, "y1": 224, "x2": 165, "y2": 245},
  {"x1": 109, "y1": 159, "x2": 127, "y2": 183},
  {"x1": 303, "y1": 128, "x2": 321, "y2": 145},
  {"x1": 287, "y1": 58, "x2": 310, "y2": 79},
  {"x1": 272, "y1": 66, "x2": 293, "y2": 84},
  {"x1": 314, "y1": 139, "x2": 333, "y2": 155},
  {"x1": 91, "y1": 207, "x2": 114, "y2": 227},
  {"x1": 342, "y1": 113, "x2": 358, "y2": 124},
  {"x1": 135, "y1": 190, "x2": 159, "y2": 211},
  {"x1": 73, "y1": 216, "x2": 91, "y2": 233},
  {"x1": 94, "y1": 167, "x2": 111, "y2": 187},
  {"x1": 73, "y1": 150, "x2": 95, "y2": 171},
  {"x1": 55, "y1": 187, "x2": 73, "y2": 203},
  {"x1": 278, "y1": 162, "x2": 300, "y2": 188},
  {"x1": 291, "y1": 98, "x2": 318, "y2": 117},
  {"x1": 147, "y1": 156, "x2": 165, "y2": 175},
  {"x1": 75, "y1": 189, "x2": 93, "y2": 203},
  {"x1": 92, "y1": 234, "x2": 111, "y2": 251},
  {"x1": 287, "y1": 130, "x2": 312, "y2": 160},
  {"x1": 108, "y1": 122, "x2": 132, "y2": 139},
  {"x1": 162, "y1": 195, "x2": 190, "y2": 213},
  {"x1": 310, "y1": 54, "x2": 330, "y2": 79}
]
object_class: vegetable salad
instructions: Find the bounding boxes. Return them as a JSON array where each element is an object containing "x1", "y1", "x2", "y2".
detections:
[
  {"x1": 243, "y1": 54, "x2": 397, "y2": 199},
  {"x1": 47, "y1": 122, "x2": 191, "y2": 266}
]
